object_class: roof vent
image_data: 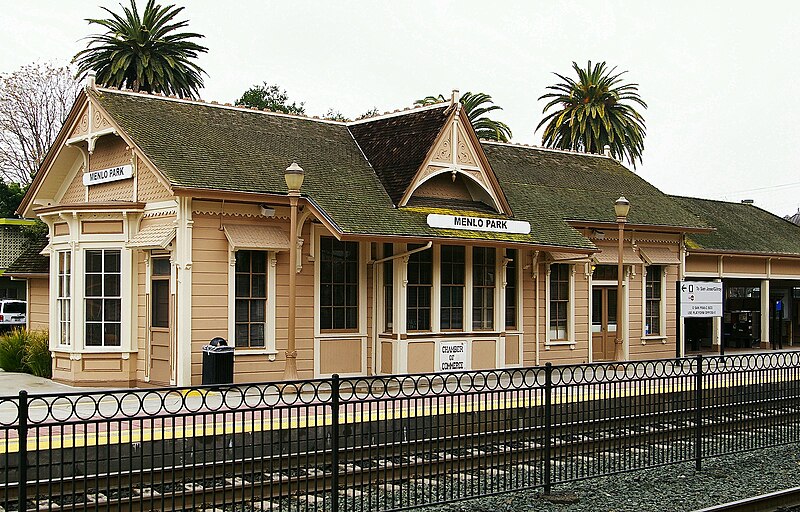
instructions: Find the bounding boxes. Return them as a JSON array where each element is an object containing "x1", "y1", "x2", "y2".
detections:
[
  {"x1": 741, "y1": 199, "x2": 754, "y2": 205},
  {"x1": 85, "y1": 70, "x2": 97, "y2": 90},
  {"x1": 451, "y1": 89, "x2": 460, "y2": 106}
]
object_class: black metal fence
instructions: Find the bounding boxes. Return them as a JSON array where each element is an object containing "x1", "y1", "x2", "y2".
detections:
[{"x1": 1, "y1": 352, "x2": 800, "y2": 511}]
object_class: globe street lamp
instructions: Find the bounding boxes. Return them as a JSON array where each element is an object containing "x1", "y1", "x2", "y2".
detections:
[
  {"x1": 614, "y1": 196, "x2": 630, "y2": 362},
  {"x1": 283, "y1": 162, "x2": 304, "y2": 381}
]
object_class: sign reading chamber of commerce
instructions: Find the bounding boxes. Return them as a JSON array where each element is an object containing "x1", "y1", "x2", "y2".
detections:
[
  {"x1": 439, "y1": 340, "x2": 467, "y2": 372},
  {"x1": 679, "y1": 280, "x2": 723, "y2": 317},
  {"x1": 426, "y1": 213, "x2": 531, "y2": 235},
  {"x1": 83, "y1": 165, "x2": 134, "y2": 186}
]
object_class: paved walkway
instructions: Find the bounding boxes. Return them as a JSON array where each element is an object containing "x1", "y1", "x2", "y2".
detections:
[{"x1": 0, "y1": 370, "x2": 79, "y2": 395}]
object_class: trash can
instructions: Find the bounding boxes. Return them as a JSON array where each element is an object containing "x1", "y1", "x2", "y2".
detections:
[{"x1": 202, "y1": 337, "x2": 234, "y2": 385}]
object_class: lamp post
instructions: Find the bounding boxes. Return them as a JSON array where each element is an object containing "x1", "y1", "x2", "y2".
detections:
[
  {"x1": 614, "y1": 196, "x2": 630, "y2": 362},
  {"x1": 283, "y1": 162, "x2": 304, "y2": 381}
]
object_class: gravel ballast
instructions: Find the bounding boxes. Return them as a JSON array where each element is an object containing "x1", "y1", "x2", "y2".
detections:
[{"x1": 417, "y1": 443, "x2": 800, "y2": 512}]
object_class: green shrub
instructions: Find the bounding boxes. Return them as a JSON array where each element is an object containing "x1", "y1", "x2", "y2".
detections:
[
  {"x1": 0, "y1": 329, "x2": 52, "y2": 377},
  {"x1": 0, "y1": 328, "x2": 27, "y2": 372},
  {"x1": 23, "y1": 331, "x2": 51, "y2": 378}
]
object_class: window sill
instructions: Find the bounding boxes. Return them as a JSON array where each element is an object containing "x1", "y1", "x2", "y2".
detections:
[
  {"x1": 234, "y1": 349, "x2": 278, "y2": 360},
  {"x1": 317, "y1": 331, "x2": 366, "y2": 338},
  {"x1": 641, "y1": 335, "x2": 667, "y2": 345},
  {"x1": 545, "y1": 340, "x2": 576, "y2": 350}
]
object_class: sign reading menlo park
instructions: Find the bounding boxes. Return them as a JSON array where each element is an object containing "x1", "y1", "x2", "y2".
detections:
[
  {"x1": 427, "y1": 213, "x2": 531, "y2": 235},
  {"x1": 83, "y1": 164, "x2": 134, "y2": 186},
  {"x1": 679, "y1": 281, "x2": 723, "y2": 317}
]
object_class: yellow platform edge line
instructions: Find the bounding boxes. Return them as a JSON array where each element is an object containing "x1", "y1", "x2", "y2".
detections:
[{"x1": 0, "y1": 372, "x2": 790, "y2": 454}]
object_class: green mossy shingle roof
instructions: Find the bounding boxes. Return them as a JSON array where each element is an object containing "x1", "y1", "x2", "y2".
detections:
[
  {"x1": 6, "y1": 232, "x2": 49, "y2": 275},
  {"x1": 94, "y1": 89, "x2": 710, "y2": 251},
  {"x1": 671, "y1": 196, "x2": 800, "y2": 255}
]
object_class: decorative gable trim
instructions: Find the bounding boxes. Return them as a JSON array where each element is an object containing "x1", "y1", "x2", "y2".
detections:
[
  {"x1": 399, "y1": 104, "x2": 512, "y2": 215},
  {"x1": 20, "y1": 89, "x2": 175, "y2": 218}
]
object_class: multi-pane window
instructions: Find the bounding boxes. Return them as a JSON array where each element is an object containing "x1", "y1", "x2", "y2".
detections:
[
  {"x1": 383, "y1": 243, "x2": 393, "y2": 333},
  {"x1": 319, "y1": 237, "x2": 359, "y2": 331},
  {"x1": 235, "y1": 251, "x2": 267, "y2": 347},
  {"x1": 549, "y1": 264, "x2": 570, "y2": 340},
  {"x1": 505, "y1": 249, "x2": 517, "y2": 330},
  {"x1": 151, "y1": 258, "x2": 170, "y2": 329},
  {"x1": 85, "y1": 249, "x2": 121, "y2": 347},
  {"x1": 593, "y1": 265, "x2": 618, "y2": 281},
  {"x1": 440, "y1": 245, "x2": 465, "y2": 330},
  {"x1": 645, "y1": 266, "x2": 662, "y2": 336},
  {"x1": 472, "y1": 247, "x2": 495, "y2": 330},
  {"x1": 57, "y1": 251, "x2": 71, "y2": 346},
  {"x1": 406, "y1": 245, "x2": 432, "y2": 331}
]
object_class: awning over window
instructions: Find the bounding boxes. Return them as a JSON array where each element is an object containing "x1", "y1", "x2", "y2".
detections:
[
  {"x1": 548, "y1": 251, "x2": 591, "y2": 262},
  {"x1": 592, "y1": 245, "x2": 643, "y2": 265},
  {"x1": 223, "y1": 224, "x2": 290, "y2": 251},
  {"x1": 639, "y1": 246, "x2": 680, "y2": 265},
  {"x1": 126, "y1": 223, "x2": 176, "y2": 249}
]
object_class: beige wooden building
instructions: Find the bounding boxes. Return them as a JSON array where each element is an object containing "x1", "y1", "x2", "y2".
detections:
[{"x1": 17, "y1": 83, "x2": 800, "y2": 387}]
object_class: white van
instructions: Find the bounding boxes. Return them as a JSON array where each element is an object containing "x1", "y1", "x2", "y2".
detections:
[{"x1": 0, "y1": 300, "x2": 26, "y2": 330}]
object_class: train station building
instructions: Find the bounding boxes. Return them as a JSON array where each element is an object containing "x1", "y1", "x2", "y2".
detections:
[{"x1": 16, "y1": 83, "x2": 800, "y2": 387}]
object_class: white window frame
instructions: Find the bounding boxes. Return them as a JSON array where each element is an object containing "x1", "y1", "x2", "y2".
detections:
[
  {"x1": 642, "y1": 265, "x2": 667, "y2": 340},
  {"x1": 546, "y1": 263, "x2": 576, "y2": 346},
  {"x1": 228, "y1": 248, "x2": 277, "y2": 356},
  {"x1": 56, "y1": 250, "x2": 72, "y2": 348},
  {"x1": 83, "y1": 248, "x2": 123, "y2": 349},
  {"x1": 503, "y1": 248, "x2": 522, "y2": 332}
]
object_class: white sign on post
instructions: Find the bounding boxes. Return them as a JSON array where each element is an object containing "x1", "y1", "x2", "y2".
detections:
[
  {"x1": 679, "y1": 281, "x2": 723, "y2": 317},
  {"x1": 83, "y1": 164, "x2": 134, "y2": 186},
  {"x1": 439, "y1": 341, "x2": 467, "y2": 372}
]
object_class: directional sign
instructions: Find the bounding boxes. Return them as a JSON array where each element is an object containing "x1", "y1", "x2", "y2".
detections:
[{"x1": 679, "y1": 280, "x2": 723, "y2": 317}]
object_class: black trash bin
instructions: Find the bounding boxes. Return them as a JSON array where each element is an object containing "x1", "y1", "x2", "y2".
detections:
[{"x1": 202, "y1": 337, "x2": 234, "y2": 385}]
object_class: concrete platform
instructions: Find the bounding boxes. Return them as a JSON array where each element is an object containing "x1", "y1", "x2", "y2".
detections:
[{"x1": 0, "y1": 370, "x2": 80, "y2": 396}]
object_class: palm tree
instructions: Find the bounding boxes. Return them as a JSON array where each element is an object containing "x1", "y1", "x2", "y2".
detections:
[
  {"x1": 73, "y1": 0, "x2": 208, "y2": 99},
  {"x1": 537, "y1": 61, "x2": 647, "y2": 168},
  {"x1": 416, "y1": 91, "x2": 512, "y2": 142}
]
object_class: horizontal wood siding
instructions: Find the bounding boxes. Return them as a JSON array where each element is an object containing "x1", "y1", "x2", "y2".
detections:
[{"x1": 27, "y1": 278, "x2": 49, "y2": 331}]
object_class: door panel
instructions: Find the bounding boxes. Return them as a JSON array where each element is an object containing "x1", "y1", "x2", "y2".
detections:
[
  {"x1": 592, "y1": 287, "x2": 619, "y2": 361},
  {"x1": 149, "y1": 257, "x2": 172, "y2": 386}
]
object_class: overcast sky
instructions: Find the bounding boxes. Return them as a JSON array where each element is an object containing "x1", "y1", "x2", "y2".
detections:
[{"x1": 2, "y1": 1, "x2": 798, "y2": 217}]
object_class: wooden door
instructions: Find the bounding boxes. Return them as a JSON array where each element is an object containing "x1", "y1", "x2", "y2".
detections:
[
  {"x1": 592, "y1": 287, "x2": 618, "y2": 361},
  {"x1": 149, "y1": 257, "x2": 173, "y2": 385}
]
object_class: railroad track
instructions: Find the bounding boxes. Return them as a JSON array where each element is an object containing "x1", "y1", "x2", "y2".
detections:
[
  {"x1": 6, "y1": 401, "x2": 800, "y2": 511},
  {"x1": 694, "y1": 486, "x2": 800, "y2": 512}
]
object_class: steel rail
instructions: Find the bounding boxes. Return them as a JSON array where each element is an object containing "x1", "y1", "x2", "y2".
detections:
[{"x1": 693, "y1": 486, "x2": 800, "y2": 512}]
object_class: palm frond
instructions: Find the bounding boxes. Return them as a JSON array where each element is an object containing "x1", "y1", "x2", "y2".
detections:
[
  {"x1": 537, "y1": 61, "x2": 647, "y2": 168},
  {"x1": 72, "y1": 0, "x2": 208, "y2": 98}
]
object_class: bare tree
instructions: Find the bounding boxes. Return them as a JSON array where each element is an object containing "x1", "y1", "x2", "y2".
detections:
[{"x1": 0, "y1": 63, "x2": 81, "y2": 186}]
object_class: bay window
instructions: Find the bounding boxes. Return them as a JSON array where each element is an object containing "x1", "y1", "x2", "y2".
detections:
[
  {"x1": 57, "y1": 251, "x2": 71, "y2": 346},
  {"x1": 85, "y1": 249, "x2": 121, "y2": 347}
]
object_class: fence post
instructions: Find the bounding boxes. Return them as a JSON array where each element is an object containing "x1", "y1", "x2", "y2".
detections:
[
  {"x1": 331, "y1": 374, "x2": 340, "y2": 512},
  {"x1": 695, "y1": 354, "x2": 703, "y2": 471},
  {"x1": 18, "y1": 390, "x2": 28, "y2": 511},
  {"x1": 544, "y1": 363, "x2": 553, "y2": 495}
]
